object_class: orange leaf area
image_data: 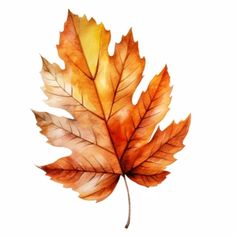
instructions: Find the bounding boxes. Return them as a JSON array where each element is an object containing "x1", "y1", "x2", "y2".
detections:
[{"x1": 33, "y1": 10, "x2": 191, "y2": 228}]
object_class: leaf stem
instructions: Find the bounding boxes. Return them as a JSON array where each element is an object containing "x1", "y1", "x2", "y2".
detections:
[{"x1": 123, "y1": 175, "x2": 131, "y2": 229}]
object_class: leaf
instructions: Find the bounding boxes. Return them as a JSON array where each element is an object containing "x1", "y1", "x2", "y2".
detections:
[{"x1": 33, "y1": 10, "x2": 191, "y2": 228}]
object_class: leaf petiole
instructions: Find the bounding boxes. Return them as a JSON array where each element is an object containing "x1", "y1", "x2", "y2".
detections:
[{"x1": 123, "y1": 175, "x2": 131, "y2": 229}]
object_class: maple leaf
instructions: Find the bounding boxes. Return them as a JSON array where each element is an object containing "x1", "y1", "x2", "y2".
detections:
[{"x1": 33, "y1": 10, "x2": 191, "y2": 228}]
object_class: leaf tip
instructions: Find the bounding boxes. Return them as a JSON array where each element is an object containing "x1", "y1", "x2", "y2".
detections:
[
  {"x1": 31, "y1": 109, "x2": 39, "y2": 118},
  {"x1": 163, "y1": 64, "x2": 168, "y2": 74},
  {"x1": 128, "y1": 27, "x2": 133, "y2": 34},
  {"x1": 67, "y1": 9, "x2": 74, "y2": 17},
  {"x1": 35, "y1": 165, "x2": 48, "y2": 174},
  {"x1": 38, "y1": 164, "x2": 49, "y2": 173},
  {"x1": 125, "y1": 27, "x2": 134, "y2": 42},
  {"x1": 31, "y1": 109, "x2": 38, "y2": 115},
  {"x1": 35, "y1": 164, "x2": 43, "y2": 170},
  {"x1": 40, "y1": 56, "x2": 51, "y2": 72},
  {"x1": 162, "y1": 64, "x2": 169, "y2": 77},
  {"x1": 89, "y1": 17, "x2": 97, "y2": 25},
  {"x1": 185, "y1": 114, "x2": 191, "y2": 130},
  {"x1": 185, "y1": 113, "x2": 191, "y2": 124}
]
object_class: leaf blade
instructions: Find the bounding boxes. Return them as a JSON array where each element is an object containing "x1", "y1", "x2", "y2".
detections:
[
  {"x1": 40, "y1": 156, "x2": 120, "y2": 201},
  {"x1": 127, "y1": 171, "x2": 169, "y2": 187},
  {"x1": 124, "y1": 115, "x2": 191, "y2": 186},
  {"x1": 107, "y1": 30, "x2": 145, "y2": 157},
  {"x1": 33, "y1": 11, "x2": 191, "y2": 210}
]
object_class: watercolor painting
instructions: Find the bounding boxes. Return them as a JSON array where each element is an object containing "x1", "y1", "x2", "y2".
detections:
[
  {"x1": 33, "y1": 10, "x2": 190, "y2": 228},
  {"x1": 2, "y1": 1, "x2": 236, "y2": 235}
]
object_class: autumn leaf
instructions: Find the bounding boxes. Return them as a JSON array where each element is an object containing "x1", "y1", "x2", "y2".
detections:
[{"x1": 33, "y1": 10, "x2": 191, "y2": 228}]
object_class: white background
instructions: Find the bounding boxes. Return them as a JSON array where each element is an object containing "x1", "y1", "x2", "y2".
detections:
[{"x1": 0, "y1": 0, "x2": 235, "y2": 235}]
